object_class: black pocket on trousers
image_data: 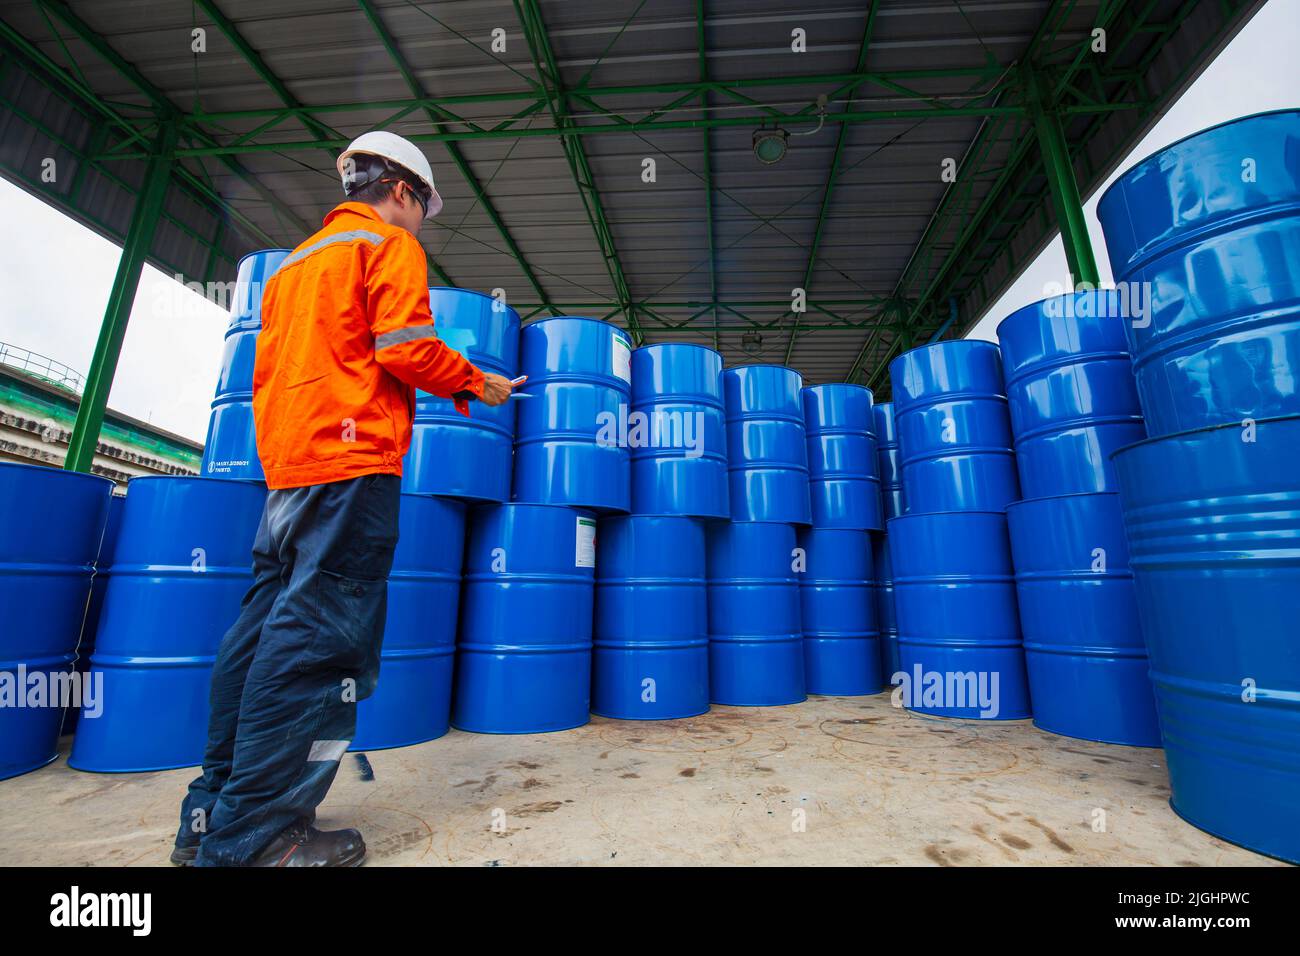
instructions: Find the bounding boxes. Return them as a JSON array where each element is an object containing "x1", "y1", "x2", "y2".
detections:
[{"x1": 302, "y1": 568, "x2": 387, "y2": 677}]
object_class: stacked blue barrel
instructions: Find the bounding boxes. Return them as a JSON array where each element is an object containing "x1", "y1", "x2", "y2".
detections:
[
  {"x1": 454, "y1": 502, "x2": 597, "y2": 733},
  {"x1": 66, "y1": 255, "x2": 288, "y2": 768},
  {"x1": 61, "y1": 250, "x2": 297, "y2": 769},
  {"x1": 353, "y1": 494, "x2": 465, "y2": 750},
  {"x1": 887, "y1": 340, "x2": 1029, "y2": 719},
  {"x1": 798, "y1": 384, "x2": 881, "y2": 695},
  {"x1": 999, "y1": 291, "x2": 1159, "y2": 747},
  {"x1": 706, "y1": 365, "x2": 810, "y2": 705},
  {"x1": 70, "y1": 477, "x2": 266, "y2": 771},
  {"x1": 0, "y1": 464, "x2": 112, "y2": 780},
  {"x1": 589, "y1": 343, "x2": 723, "y2": 722},
  {"x1": 405, "y1": 288, "x2": 520, "y2": 501},
  {"x1": 62, "y1": 492, "x2": 125, "y2": 736},
  {"x1": 367, "y1": 287, "x2": 518, "y2": 748},
  {"x1": 450, "y1": 316, "x2": 629, "y2": 733},
  {"x1": 200, "y1": 248, "x2": 290, "y2": 481},
  {"x1": 1098, "y1": 110, "x2": 1300, "y2": 863},
  {"x1": 871, "y1": 403, "x2": 903, "y2": 681}
]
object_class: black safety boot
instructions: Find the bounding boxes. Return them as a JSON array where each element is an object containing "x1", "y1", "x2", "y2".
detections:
[
  {"x1": 249, "y1": 823, "x2": 366, "y2": 867},
  {"x1": 170, "y1": 844, "x2": 198, "y2": 866}
]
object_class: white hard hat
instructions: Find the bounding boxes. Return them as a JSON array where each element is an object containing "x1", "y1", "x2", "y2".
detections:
[{"x1": 337, "y1": 130, "x2": 443, "y2": 219}]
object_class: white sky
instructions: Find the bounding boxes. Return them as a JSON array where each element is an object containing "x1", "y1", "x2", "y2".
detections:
[
  {"x1": 0, "y1": 1, "x2": 1295, "y2": 443},
  {"x1": 966, "y1": 0, "x2": 1299, "y2": 342}
]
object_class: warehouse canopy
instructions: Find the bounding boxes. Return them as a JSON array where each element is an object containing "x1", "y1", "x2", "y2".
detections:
[{"x1": 0, "y1": 0, "x2": 1264, "y2": 394}]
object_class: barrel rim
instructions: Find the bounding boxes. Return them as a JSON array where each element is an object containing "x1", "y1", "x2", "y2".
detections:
[
  {"x1": 722, "y1": 363, "x2": 803, "y2": 377},
  {"x1": 0, "y1": 460, "x2": 116, "y2": 492},
  {"x1": 889, "y1": 338, "x2": 1001, "y2": 372},
  {"x1": 236, "y1": 247, "x2": 292, "y2": 270},
  {"x1": 994, "y1": 289, "x2": 1131, "y2": 348},
  {"x1": 885, "y1": 509, "x2": 1007, "y2": 525},
  {"x1": 633, "y1": 341, "x2": 723, "y2": 359},
  {"x1": 123, "y1": 474, "x2": 266, "y2": 491},
  {"x1": 1006, "y1": 490, "x2": 1121, "y2": 511},
  {"x1": 427, "y1": 285, "x2": 522, "y2": 320},
  {"x1": 522, "y1": 315, "x2": 633, "y2": 340},
  {"x1": 801, "y1": 382, "x2": 874, "y2": 396},
  {"x1": 600, "y1": 512, "x2": 703, "y2": 526},
  {"x1": 1097, "y1": 107, "x2": 1300, "y2": 210},
  {"x1": 1108, "y1": 412, "x2": 1300, "y2": 463},
  {"x1": 397, "y1": 491, "x2": 468, "y2": 513},
  {"x1": 486, "y1": 501, "x2": 599, "y2": 517}
]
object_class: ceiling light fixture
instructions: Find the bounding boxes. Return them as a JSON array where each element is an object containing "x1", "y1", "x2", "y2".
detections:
[{"x1": 752, "y1": 126, "x2": 789, "y2": 165}]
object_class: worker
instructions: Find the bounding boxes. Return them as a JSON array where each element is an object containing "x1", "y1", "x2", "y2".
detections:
[{"x1": 170, "y1": 131, "x2": 513, "y2": 867}]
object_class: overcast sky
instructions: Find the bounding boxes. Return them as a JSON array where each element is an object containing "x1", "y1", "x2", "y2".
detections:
[{"x1": 0, "y1": 1, "x2": 1294, "y2": 443}]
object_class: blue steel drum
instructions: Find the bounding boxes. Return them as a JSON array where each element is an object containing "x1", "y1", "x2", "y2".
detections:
[
  {"x1": 200, "y1": 248, "x2": 291, "y2": 480},
  {"x1": 873, "y1": 402, "x2": 905, "y2": 519},
  {"x1": 69, "y1": 477, "x2": 266, "y2": 772},
  {"x1": 514, "y1": 317, "x2": 633, "y2": 513},
  {"x1": 629, "y1": 344, "x2": 729, "y2": 519},
  {"x1": 1006, "y1": 493, "x2": 1160, "y2": 746},
  {"x1": 705, "y1": 521, "x2": 805, "y2": 705},
  {"x1": 63, "y1": 493, "x2": 127, "y2": 737},
  {"x1": 1114, "y1": 414, "x2": 1300, "y2": 864},
  {"x1": 890, "y1": 340, "x2": 1019, "y2": 514},
  {"x1": 0, "y1": 463, "x2": 112, "y2": 780},
  {"x1": 404, "y1": 288, "x2": 520, "y2": 501},
  {"x1": 592, "y1": 515, "x2": 709, "y2": 719},
  {"x1": 889, "y1": 511, "x2": 1030, "y2": 719},
  {"x1": 872, "y1": 534, "x2": 901, "y2": 680},
  {"x1": 998, "y1": 291, "x2": 1146, "y2": 497},
  {"x1": 802, "y1": 384, "x2": 882, "y2": 531},
  {"x1": 797, "y1": 528, "x2": 880, "y2": 695},
  {"x1": 1097, "y1": 110, "x2": 1300, "y2": 437},
  {"x1": 723, "y1": 365, "x2": 811, "y2": 525},
  {"x1": 453, "y1": 503, "x2": 596, "y2": 733},
  {"x1": 352, "y1": 494, "x2": 465, "y2": 751}
]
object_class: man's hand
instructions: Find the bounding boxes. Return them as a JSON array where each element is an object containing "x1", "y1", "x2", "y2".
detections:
[{"x1": 479, "y1": 372, "x2": 513, "y2": 406}]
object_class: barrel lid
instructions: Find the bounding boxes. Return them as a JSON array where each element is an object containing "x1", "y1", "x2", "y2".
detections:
[
  {"x1": 1109, "y1": 412, "x2": 1300, "y2": 463},
  {"x1": 723, "y1": 363, "x2": 801, "y2": 375},
  {"x1": 524, "y1": 315, "x2": 632, "y2": 337},
  {"x1": 1005, "y1": 490, "x2": 1120, "y2": 511},
  {"x1": 1097, "y1": 108, "x2": 1300, "y2": 210},
  {"x1": 428, "y1": 286, "x2": 521, "y2": 316},
  {"x1": 0, "y1": 460, "x2": 115, "y2": 491},
  {"x1": 886, "y1": 509, "x2": 1007, "y2": 523},
  {"x1": 635, "y1": 341, "x2": 722, "y2": 358}
]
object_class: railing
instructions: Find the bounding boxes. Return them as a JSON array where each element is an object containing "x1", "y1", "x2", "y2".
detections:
[{"x1": 0, "y1": 342, "x2": 84, "y2": 393}]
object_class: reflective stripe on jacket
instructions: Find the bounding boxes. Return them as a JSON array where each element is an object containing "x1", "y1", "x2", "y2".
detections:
[{"x1": 252, "y1": 202, "x2": 485, "y2": 489}]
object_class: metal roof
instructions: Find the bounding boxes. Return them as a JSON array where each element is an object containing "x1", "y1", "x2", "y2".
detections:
[{"x1": 0, "y1": 0, "x2": 1265, "y2": 395}]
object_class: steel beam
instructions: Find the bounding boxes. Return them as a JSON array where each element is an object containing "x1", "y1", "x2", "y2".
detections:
[
  {"x1": 1025, "y1": 67, "x2": 1100, "y2": 287},
  {"x1": 65, "y1": 125, "x2": 176, "y2": 473},
  {"x1": 514, "y1": 0, "x2": 642, "y2": 341},
  {"x1": 32, "y1": 0, "x2": 318, "y2": 240},
  {"x1": 193, "y1": 0, "x2": 339, "y2": 145},
  {"x1": 356, "y1": 0, "x2": 551, "y2": 307},
  {"x1": 784, "y1": 1, "x2": 879, "y2": 365},
  {"x1": 696, "y1": 0, "x2": 719, "y2": 350}
]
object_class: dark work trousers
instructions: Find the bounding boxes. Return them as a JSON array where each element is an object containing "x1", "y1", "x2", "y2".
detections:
[{"x1": 177, "y1": 473, "x2": 400, "y2": 866}]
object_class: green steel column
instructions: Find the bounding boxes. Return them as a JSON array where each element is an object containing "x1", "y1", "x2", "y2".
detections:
[
  {"x1": 64, "y1": 124, "x2": 176, "y2": 473},
  {"x1": 1026, "y1": 68, "x2": 1100, "y2": 287}
]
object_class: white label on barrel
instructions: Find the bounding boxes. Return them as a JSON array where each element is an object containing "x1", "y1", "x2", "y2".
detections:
[
  {"x1": 612, "y1": 335, "x2": 631, "y2": 384},
  {"x1": 575, "y1": 516, "x2": 597, "y2": 568}
]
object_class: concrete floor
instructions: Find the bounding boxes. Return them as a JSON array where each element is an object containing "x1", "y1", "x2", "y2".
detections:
[{"x1": 0, "y1": 694, "x2": 1282, "y2": 866}]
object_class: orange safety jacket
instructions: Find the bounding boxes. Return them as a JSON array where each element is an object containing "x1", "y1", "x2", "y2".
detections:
[{"x1": 252, "y1": 202, "x2": 485, "y2": 489}]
